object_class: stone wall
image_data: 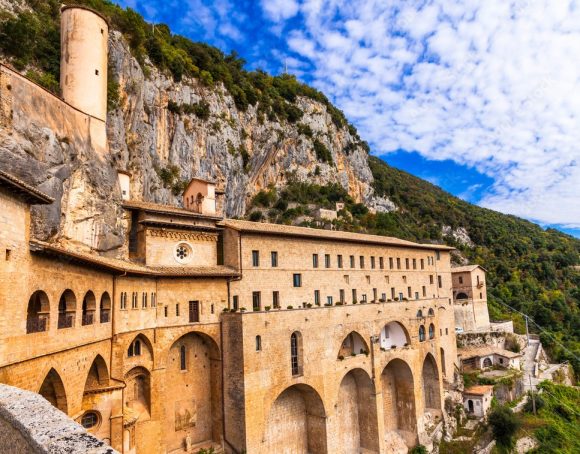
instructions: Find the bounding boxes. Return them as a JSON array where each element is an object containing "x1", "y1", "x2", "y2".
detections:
[{"x1": 0, "y1": 383, "x2": 118, "y2": 453}]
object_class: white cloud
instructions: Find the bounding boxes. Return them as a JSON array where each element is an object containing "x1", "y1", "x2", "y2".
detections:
[
  {"x1": 261, "y1": 0, "x2": 300, "y2": 22},
  {"x1": 261, "y1": 0, "x2": 580, "y2": 228}
]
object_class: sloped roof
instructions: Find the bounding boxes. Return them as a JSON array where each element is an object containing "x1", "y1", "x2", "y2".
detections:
[
  {"x1": 29, "y1": 240, "x2": 239, "y2": 278},
  {"x1": 458, "y1": 346, "x2": 522, "y2": 359},
  {"x1": 452, "y1": 264, "x2": 487, "y2": 273},
  {"x1": 122, "y1": 200, "x2": 223, "y2": 220},
  {"x1": 220, "y1": 219, "x2": 454, "y2": 251},
  {"x1": 464, "y1": 385, "x2": 494, "y2": 396},
  {"x1": 0, "y1": 170, "x2": 53, "y2": 205}
]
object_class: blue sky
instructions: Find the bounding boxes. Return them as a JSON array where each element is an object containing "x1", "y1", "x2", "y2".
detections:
[{"x1": 116, "y1": 0, "x2": 580, "y2": 238}]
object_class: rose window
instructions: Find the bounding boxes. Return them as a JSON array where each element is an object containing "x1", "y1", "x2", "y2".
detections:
[{"x1": 174, "y1": 242, "x2": 193, "y2": 264}]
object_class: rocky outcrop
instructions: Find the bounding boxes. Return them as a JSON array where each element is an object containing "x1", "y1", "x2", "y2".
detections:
[{"x1": 0, "y1": 26, "x2": 394, "y2": 253}]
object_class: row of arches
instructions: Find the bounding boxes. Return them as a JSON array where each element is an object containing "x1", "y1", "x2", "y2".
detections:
[
  {"x1": 26, "y1": 290, "x2": 111, "y2": 333},
  {"x1": 264, "y1": 354, "x2": 442, "y2": 452}
]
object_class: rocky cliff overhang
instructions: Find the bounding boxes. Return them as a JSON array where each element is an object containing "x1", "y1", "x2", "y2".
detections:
[{"x1": 0, "y1": 170, "x2": 54, "y2": 205}]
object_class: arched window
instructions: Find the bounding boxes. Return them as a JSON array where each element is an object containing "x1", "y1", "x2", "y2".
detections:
[
  {"x1": 255, "y1": 335, "x2": 262, "y2": 351},
  {"x1": 416, "y1": 309, "x2": 423, "y2": 318},
  {"x1": 483, "y1": 357, "x2": 492, "y2": 368},
  {"x1": 428, "y1": 323, "x2": 435, "y2": 339},
  {"x1": 419, "y1": 325, "x2": 426, "y2": 342},
  {"x1": 456, "y1": 292, "x2": 469, "y2": 300},
  {"x1": 428, "y1": 308, "x2": 435, "y2": 316},
  {"x1": 82, "y1": 291, "x2": 96, "y2": 326},
  {"x1": 180, "y1": 345, "x2": 186, "y2": 370},
  {"x1": 81, "y1": 411, "x2": 100, "y2": 429},
  {"x1": 290, "y1": 332, "x2": 303, "y2": 376},
  {"x1": 100, "y1": 292, "x2": 111, "y2": 323},
  {"x1": 26, "y1": 291, "x2": 49, "y2": 333},
  {"x1": 57, "y1": 290, "x2": 76, "y2": 329},
  {"x1": 128, "y1": 339, "x2": 141, "y2": 357}
]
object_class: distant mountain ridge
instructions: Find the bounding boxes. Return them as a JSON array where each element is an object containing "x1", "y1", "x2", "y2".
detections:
[{"x1": 0, "y1": 0, "x2": 578, "y2": 374}]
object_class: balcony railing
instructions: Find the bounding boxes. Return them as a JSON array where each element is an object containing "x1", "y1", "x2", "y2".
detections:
[
  {"x1": 100, "y1": 311, "x2": 110, "y2": 323},
  {"x1": 57, "y1": 314, "x2": 74, "y2": 329},
  {"x1": 26, "y1": 317, "x2": 47, "y2": 333},
  {"x1": 82, "y1": 313, "x2": 94, "y2": 326}
]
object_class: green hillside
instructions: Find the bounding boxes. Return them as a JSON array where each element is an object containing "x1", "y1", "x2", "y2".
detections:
[{"x1": 1, "y1": 0, "x2": 579, "y2": 375}]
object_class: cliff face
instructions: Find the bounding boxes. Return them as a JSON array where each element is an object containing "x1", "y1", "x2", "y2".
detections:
[{"x1": 0, "y1": 29, "x2": 392, "y2": 253}]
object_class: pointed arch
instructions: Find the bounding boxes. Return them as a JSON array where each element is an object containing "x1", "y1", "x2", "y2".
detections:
[
  {"x1": 336, "y1": 368, "x2": 379, "y2": 453},
  {"x1": 26, "y1": 290, "x2": 50, "y2": 333},
  {"x1": 422, "y1": 353, "x2": 441, "y2": 412},
  {"x1": 380, "y1": 321, "x2": 410, "y2": 349},
  {"x1": 125, "y1": 366, "x2": 151, "y2": 417},
  {"x1": 338, "y1": 331, "x2": 369, "y2": 358},
  {"x1": 127, "y1": 333, "x2": 154, "y2": 361},
  {"x1": 264, "y1": 384, "x2": 327, "y2": 453},
  {"x1": 84, "y1": 354, "x2": 110, "y2": 391},
  {"x1": 39, "y1": 368, "x2": 68, "y2": 413},
  {"x1": 381, "y1": 358, "x2": 417, "y2": 447}
]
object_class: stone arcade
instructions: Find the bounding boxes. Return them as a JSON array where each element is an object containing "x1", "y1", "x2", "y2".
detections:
[{"x1": 0, "y1": 5, "x2": 491, "y2": 454}]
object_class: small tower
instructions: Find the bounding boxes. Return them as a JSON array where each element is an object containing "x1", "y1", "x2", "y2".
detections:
[
  {"x1": 183, "y1": 178, "x2": 218, "y2": 216},
  {"x1": 60, "y1": 6, "x2": 109, "y2": 122}
]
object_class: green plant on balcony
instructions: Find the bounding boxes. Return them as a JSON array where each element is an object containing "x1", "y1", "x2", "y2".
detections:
[
  {"x1": 240, "y1": 307, "x2": 246, "y2": 312},
  {"x1": 265, "y1": 306, "x2": 271, "y2": 311},
  {"x1": 351, "y1": 352, "x2": 356, "y2": 356},
  {"x1": 287, "y1": 305, "x2": 293, "y2": 309},
  {"x1": 306, "y1": 303, "x2": 313, "y2": 308}
]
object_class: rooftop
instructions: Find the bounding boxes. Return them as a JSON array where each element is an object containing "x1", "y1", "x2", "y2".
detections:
[
  {"x1": 458, "y1": 346, "x2": 522, "y2": 359},
  {"x1": 464, "y1": 385, "x2": 494, "y2": 396},
  {"x1": 0, "y1": 170, "x2": 54, "y2": 205},
  {"x1": 122, "y1": 200, "x2": 223, "y2": 220},
  {"x1": 452, "y1": 264, "x2": 486, "y2": 273},
  {"x1": 30, "y1": 240, "x2": 239, "y2": 278},
  {"x1": 220, "y1": 219, "x2": 454, "y2": 251}
]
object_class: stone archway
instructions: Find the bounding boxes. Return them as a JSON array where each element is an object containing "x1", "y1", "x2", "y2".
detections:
[
  {"x1": 338, "y1": 331, "x2": 369, "y2": 358},
  {"x1": 164, "y1": 332, "x2": 222, "y2": 453},
  {"x1": 264, "y1": 384, "x2": 327, "y2": 453},
  {"x1": 39, "y1": 368, "x2": 68, "y2": 413},
  {"x1": 26, "y1": 290, "x2": 50, "y2": 333},
  {"x1": 422, "y1": 353, "x2": 442, "y2": 412},
  {"x1": 336, "y1": 368, "x2": 379, "y2": 453},
  {"x1": 381, "y1": 358, "x2": 417, "y2": 447}
]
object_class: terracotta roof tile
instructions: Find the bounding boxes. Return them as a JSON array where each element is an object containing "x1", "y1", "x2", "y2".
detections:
[
  {"x1": 219, "y1": 219, "x2": 454, "y2": 251},
  {"x1": 122, "y1": 200, "x2": 223, "y2": 220},
  {"x1": 0, "y1": 170, "x2": 54, "y2": 205},
  {"x1": 452, "y1": 265, "x2": 486, "y2": 273},
  {"x1": 464, "y1": 385, "x2": 494, "y2": 395}
]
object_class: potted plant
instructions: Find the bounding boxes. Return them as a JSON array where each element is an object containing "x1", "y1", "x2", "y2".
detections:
[
  {"x1": 306, "y1": 303, "x2": 313, "y2": 308},
  {"x1": 391, "y1": 345, "x2": 396, "y2": 349},
  {"x1": 240, "y1": 307, "x2": 246, "y2": 312},
  {"x1": 287, "y1": 305, "x2": 293, "y2": 309},
  {"x1": 338, "y1": 355, "x2": 345, "y2": 361},
  {"x1": 265, "y1": 306, "x2": 271, "y2": 311}
]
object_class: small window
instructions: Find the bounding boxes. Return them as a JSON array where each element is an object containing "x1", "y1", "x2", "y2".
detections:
[
  {"x1": 373, "y1": 288, "x2": 377, "y2": 301},
  {"x1": 422, "y1": 286, "x2": 426, "y2": 297},
  {"x1": 396, "y1": 258, "x2": 401, "y2": 269},
  {"x1": 5, "y1": 249, "x2": 11, "y2": 261},
  {"x1": 327, "y1": 296, "x2": 333, "y2": 305},
  {"x1": 402, "y1": 275, "x2": 407, "y2": 283},
  {"x1": 252, "y1": 291, "x2": 261, "y2": 311},
  {"x1": 337, "y1": 255, "x2": 343, "y2": 268},
  {"x1": 252, "y1": 250, "x2": 259, "y2": 267},
  {"x1": 420, "y1": 258, "x2": 424, "y2": 269},
  {"x1": 399, "y1": 292, "x2": 404, "y2": 301},
  {"x1": 436, "y1": 251, "x2": 440, "y2": 260},
  {"x1": 325, "y1": 254, "x2": 331, "y2": 268},
  {"x1": 142, "y1": 292, "x2": 147, "y2": 308},
  {"x1": 430, "y1": 275, "x2": 434, "y2": 285},
  {"x1": 293, "y1": 274, "x2": 302, "y2": 287},
  {"x1": 176, "y1": 304, "x2": 180, "y2": 316},
  {"x1": 446, "y1": 328, "x2": 448, "y2": 335},
  {"x1": 391, "y1": 287, "x2": 395, "y2": 299},
  {"x1": 415, "y1": 292, "x2": 419, "y2": 300},
  {"x1": 151, "y1": 292, "x2": 156, "y2": 307},
  {"x1": 389, "y1": 257, "x2": 394, "y2": 269},
  {"x1": 128, "y1": 339, "x2": 141, "y2": 357},
  {"x1": 132, "y1": 292, "x2": 138, "y2": 309},
  {"x1": 180, "y1": 345, "x2": 187, "y2": 370},
  {"x1": 352, "y1": 289, "x2": 357, "y2": 303},
  {"x1": 407, "y1": 286, "x2": 412, "y2": 297},
  {"x1": 95, "y1": 69, "x2": 99, "y2": 76},
  {"x1": 429, "y1": 323, "x2": 435, "y2": 339},
  {"x1": 438, "y1": 276, "x2": 443, "y2": 288},
  {"x1": 271, "y1": 251, "x2": 278, "y2": 267},
  {"x1": 339, "y1": 289, "x2": 345, "y2": 303},
  {"x1": 405, "y1": 258, "x2": 410, "y2": 269},
  {"x1": 314, "y1": 290, "x2": 320, "y2": 306},
  {"x1": 343, "y1": 275, "x2": 349, "y2": 284},
  {"x1": 362, "y1": 294, "x2": 367, "y2": 302},
  {"x1": 480, "y1": 292, "x2": 483, "y2": 299},
  {"x1": 232, "y1": 295, "x2": 239, "y2": 310},
  {"x1": 255, "y1": 335, "x2": 262, "y2": 351},
  {"x1": 359, "y1": 256, "x2": 365, "y2": 269},
  {"x1": 370, "y1": 256, "x2": 375, "y2": 269},
  {"x1": 419, "y1": 325, "x2": 426, "y2": 342},
  {"x1": 164, "y1": 306, "x2": 168, "y2": 317},
  {"x1": 81, "y1": 412, "x2": 99, "y2": 429},
  {"x1": 366, "y1": 275, "x2": 370, "y2": 284},
  {"x1": 350, "y1": 255, "x2": 355, "y2": 268},
  {"x1": 413, "y1": 258, "x2": 417, "y2": 269},
  {"x1": 379, "y1": 257, "x2": 384, "y2": 269},
  {"x1": 313, "y1": 254, "x2": 319, "y2": 268},
  {"x1": 273, "y1": 291, "x2": 280, "y2": 308},
  {"x1": 385, "y1": 275, "x2": 390, "y2": 284},
  {"x1": 211, "y1": 304, "x2": 214, "y2": 314}
]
